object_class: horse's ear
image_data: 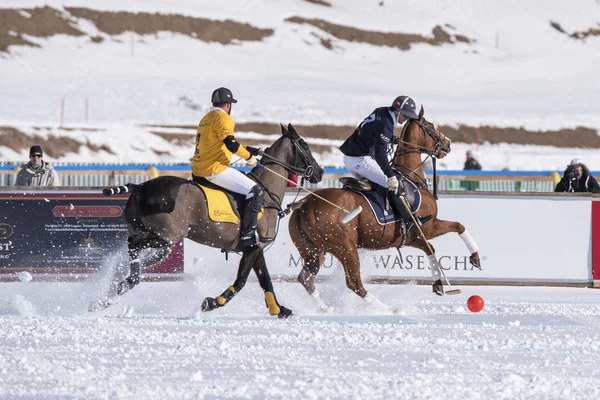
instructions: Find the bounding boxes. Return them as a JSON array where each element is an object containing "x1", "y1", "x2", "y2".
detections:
[
  {"x1": 418, "y1": 105, "x2": 424, "y2": 121},
  {"x1": 287, "y1": 123, "x2": 298, "y2": 137},
  {"x1": 280, "y1": 123, "x2": 287, "y2": 135}
]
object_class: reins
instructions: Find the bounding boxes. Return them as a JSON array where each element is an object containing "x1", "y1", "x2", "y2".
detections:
[
  {"x1": 392, "y1": 119, "x2": 444, "y2": 198},
  {"x1": 258, "y1": 139, "x2": 316, "y2": 178}
]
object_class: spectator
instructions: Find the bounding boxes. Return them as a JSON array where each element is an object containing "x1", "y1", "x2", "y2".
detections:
[
  {"x1": 555, "y1": 159, "x2": 600, "y2": 193},
  {"x1": 14, "y1": 145, "x2": 60, "y2": 186},
  {"x1": 461, "y1": 150, "x2": 481, "y2": 191},
  {"x1": 463, "y1": 150, "x2": 482, "y2": 170}
]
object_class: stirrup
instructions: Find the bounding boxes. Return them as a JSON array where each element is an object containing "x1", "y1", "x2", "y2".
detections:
[{"x1": 238, "y1": 231, "x2": 259, "y2": 249}]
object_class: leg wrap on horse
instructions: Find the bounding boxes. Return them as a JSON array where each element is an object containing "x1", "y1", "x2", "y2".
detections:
[
  {"x1": 427, "y1": 255, "x2": 442, "y2": 280},
  {"x1": 117, "y1": 259, "x2": 141, "y2": 295},
  {"x1": 264, "y1": 291, "x2": 281, "y2": 315},
  {"x1": 216, "y1": 286, "x2": 237, "y2": 306}
]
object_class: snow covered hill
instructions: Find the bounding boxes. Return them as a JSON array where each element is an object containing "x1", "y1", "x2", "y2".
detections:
[{"x1": 1, "y1": 0, "x2": 599, "y2": 170}]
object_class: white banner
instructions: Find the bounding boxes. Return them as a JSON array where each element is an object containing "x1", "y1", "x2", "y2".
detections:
[{"x1": 184, "y1": 193, "x2": 592, "y2": 284}]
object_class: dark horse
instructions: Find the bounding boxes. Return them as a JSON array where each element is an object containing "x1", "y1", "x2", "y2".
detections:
[
  {"x1": 92, "y1": 124, "x2": 324, "y2": 317},
  {"x1": 288, "y1": 106, "x2": 481, "y2": 312}
]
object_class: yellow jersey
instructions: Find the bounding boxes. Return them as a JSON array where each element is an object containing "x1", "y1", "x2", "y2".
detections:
[{"x1": 192, "y1": 108, "x2": 251, "y2": 176}]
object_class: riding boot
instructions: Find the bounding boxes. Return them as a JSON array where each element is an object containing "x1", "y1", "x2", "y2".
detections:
[
  {"x1": 389, "y1": 193, "x2": 417, "y2": 230},
  {"x1": 239, "y1": 206, "x2": 259, "y2": 249},
  {"x1": 238, "y1": 185, "x2": 263, "y2": 249}
]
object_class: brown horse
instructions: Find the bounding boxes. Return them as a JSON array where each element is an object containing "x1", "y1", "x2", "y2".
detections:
[
  {"x1": 91, "y1": 124, "x2": 324, "y2": 317},
  {"x1": 288, "y1": 106, "x2": 481, "y2": 312}
]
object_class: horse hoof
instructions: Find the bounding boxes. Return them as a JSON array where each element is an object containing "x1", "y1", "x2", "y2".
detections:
[
  {"x1": 88, "y1": 296, "x2": 118, "y2": 312},
  {"x1": 201, "y1": 297, "x2": 218, "y2": 312},
  {"x1": 470, "y1": 256, "x2": 481, "y2": 269},
  {"x1": 318, "y1": 305, "x2": 335, "y2": 314},
  {"x1": 277, "y1": 306, "x2": 293, "y2": 319},
  {"x1": 432, "y1": 280, "x2": 444, "y2": 296}
]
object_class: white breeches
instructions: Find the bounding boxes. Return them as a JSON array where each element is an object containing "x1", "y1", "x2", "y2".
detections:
[
  {"x1": 343, "y1": 155, "x2": 389, "y2": 188},
  {"x1": 206, "y1": 167, "x2": 256, "y2": 198}
]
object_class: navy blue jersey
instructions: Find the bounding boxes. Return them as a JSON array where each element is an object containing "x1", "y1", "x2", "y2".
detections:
[{"x1": 339, "y1": 107, "x2": 396, "y2": 177}]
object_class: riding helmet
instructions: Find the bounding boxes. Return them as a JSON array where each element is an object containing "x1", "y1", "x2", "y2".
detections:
[
  {"x1": 391, "y1": 95, "x2": 418, "y2": 119},
  {"x1": 211, "y1": 87, "x2": 238, "y2": 104}
]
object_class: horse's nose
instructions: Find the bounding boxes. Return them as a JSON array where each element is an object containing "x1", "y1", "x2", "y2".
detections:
[{"x1": 309, "y1": 167, "x2": 324, "y2": 183}]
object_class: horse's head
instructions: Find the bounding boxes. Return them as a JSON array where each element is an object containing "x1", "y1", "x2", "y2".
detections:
[
  {"x1": 263, "y1": 123, "x2": 324, "y2": 184},
  {"x1": 396, "y1": 105, "x2": 451, "y2": 159}
]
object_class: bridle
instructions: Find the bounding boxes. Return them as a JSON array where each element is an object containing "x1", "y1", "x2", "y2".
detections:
[
  {"x1": 392, "y1": 119, "x2": 448, "y2": 195},
  {"x1": 258, "y1": 134, "x2": 318, "y2": 179},
  {"x1": 393, "y1": 119, "x2": 448, "y2": 159},
  {"x1": 247, "y1": 132, "x2": 320, "y2": 219}
]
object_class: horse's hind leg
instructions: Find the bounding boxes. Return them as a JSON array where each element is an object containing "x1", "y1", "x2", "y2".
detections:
[
  {"x1": 429, "y1": 219, "x2": 481, "y2": 269},
  {"x1": 289, "y1": 212, "x2": 328, "y2": 311},
  {"x1": 329, "y1": 245, "x2": 391, "y2": 312},
  {"x1": 114, "y1": 235, "x2": 144, "y2": 296},
  {"x1": 89, "y1": 233, "x2": 149, "y2": 311},
  {"x1": 299, "y1": 250, "x2": 329, "y2": 312}
]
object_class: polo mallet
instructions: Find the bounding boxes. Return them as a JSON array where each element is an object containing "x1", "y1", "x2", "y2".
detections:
[
  {"x1": 258, "y1": 163, "x2": 362, "y2": 224},
  {"x1": 398, "y1": 195, "x2": 461, "y2": 295}
]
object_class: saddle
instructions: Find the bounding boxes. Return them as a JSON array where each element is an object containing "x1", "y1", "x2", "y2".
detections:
[
  {"x1": 191, "y1": 177, "x2": 263, "y2": 224},
  {"x1": 339, "y1": 176, "x2": 431, "y2": 232}
]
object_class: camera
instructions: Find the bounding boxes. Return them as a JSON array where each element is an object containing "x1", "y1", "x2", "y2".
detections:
[{"x1": 566, "y1": 168, "x2": 578, "y2": 180}]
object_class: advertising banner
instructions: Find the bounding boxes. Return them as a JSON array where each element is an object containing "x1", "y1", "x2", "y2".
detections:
[
  {"x1": 0, "y1": 191, "x2": 182, "y2": 277},
  {"x1": 1, "y1": 189, "x2": 592, "y2": 285},
  {"x1": 185, "y1": 192, "x2": 593, "y2": 285}
]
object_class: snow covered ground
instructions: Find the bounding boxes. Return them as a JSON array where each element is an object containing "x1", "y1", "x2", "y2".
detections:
[{"x1": 1, "y1": 275, "x2": 600, "y2": 399}]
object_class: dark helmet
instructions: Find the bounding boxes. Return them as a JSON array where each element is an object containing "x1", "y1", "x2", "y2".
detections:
[
  {"x1": 390, "y1": 95, "x2": 418, "y2": 119},
  {"x1": 211, "y1": 87, "x2": 238, "y2": 104}
]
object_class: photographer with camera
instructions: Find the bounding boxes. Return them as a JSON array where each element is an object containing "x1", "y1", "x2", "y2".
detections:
[{"x1": 554, "y1": 159, "x2": 600, "y2": 193}]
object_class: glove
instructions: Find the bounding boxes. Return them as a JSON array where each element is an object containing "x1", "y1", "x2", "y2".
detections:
[
  {"x1": 246, "y1": 146, "x2": 261, "y2": 156},
  {"x1": 387, "y1": 176, "x2": 399, "y2": 191},
  {"x1": 246, "y1": 155, "x2": 258, "y2": 167},
  {"x1": 391, "y1": 135, "x2": 400, "y2": 145}
]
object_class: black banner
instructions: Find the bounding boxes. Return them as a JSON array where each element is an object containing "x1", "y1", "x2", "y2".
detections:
[{"x1": 0, "y1": 192, "x2": 129, "y2": 274}]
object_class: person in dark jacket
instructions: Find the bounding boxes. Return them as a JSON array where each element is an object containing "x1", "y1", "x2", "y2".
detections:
[
  {"x1": 463, "y1": 150, "x2": 482, "y2": 170},
  {"x1": 554, "y1": 159, "x2": 600, "y2": 193},
  {"x1": 340, "y1": 95, "x2": 418, "y2": 193},
  {"x1": 461, "y1": 150, "x2": 482, "y2": 191}
]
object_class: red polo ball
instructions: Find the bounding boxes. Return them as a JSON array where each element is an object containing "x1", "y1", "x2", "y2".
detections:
[{"x1": 467, "y1": 295, "x2": 485, "y2": 312}]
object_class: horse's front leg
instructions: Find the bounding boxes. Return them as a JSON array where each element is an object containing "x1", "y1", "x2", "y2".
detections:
[
  {"x1": 201, "y1": 246, "x2": 257, "y2": 313},
  {"x1": 408, "y1": 238, "x2": 445, "y2": 296},
  {"x1": 429, "y1": 219, "x2": 481, "y2": 269},
  {"x1": 251, "y1": 247, "x2": 292, "y2": 318}
]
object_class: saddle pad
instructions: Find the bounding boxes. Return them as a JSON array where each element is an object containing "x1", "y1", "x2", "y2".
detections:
[
  {"x1": 353, "y1": 189, "x2": 402, "y2": 225},
  {"x1": 197, "y1": 184, "x2": 240, "y2": 224},
  {"x1": 345, "y1": 180, "x2": 421, "y2": 226},
  {"x1": 194, "y1": 183, "x2": 264, "y2": 225}
]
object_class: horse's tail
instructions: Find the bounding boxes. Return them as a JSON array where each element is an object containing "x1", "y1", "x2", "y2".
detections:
[
  {"x1": 103, "y1": 183, "x2": 138, "y2": 196},
  {"x1": 286, "y1": 196, "x2": 309, "y2": 212},
  {"x1": 288, "y1": 197, "x2": 322, "y2": 256}
]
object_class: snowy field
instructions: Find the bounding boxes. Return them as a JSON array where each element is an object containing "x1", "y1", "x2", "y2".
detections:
[{"x1": 1, "y1": 275, "x2": 600, "y2": 399}]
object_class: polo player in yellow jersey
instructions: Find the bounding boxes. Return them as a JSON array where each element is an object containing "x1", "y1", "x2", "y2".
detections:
[{"x1": 192, "y1": 87, "x2": 262, "y2": 249}]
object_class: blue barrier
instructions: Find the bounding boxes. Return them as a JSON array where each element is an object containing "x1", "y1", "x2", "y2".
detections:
[{"x1": 0, "y1": 163, "x2": 574, "y2": 175}]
